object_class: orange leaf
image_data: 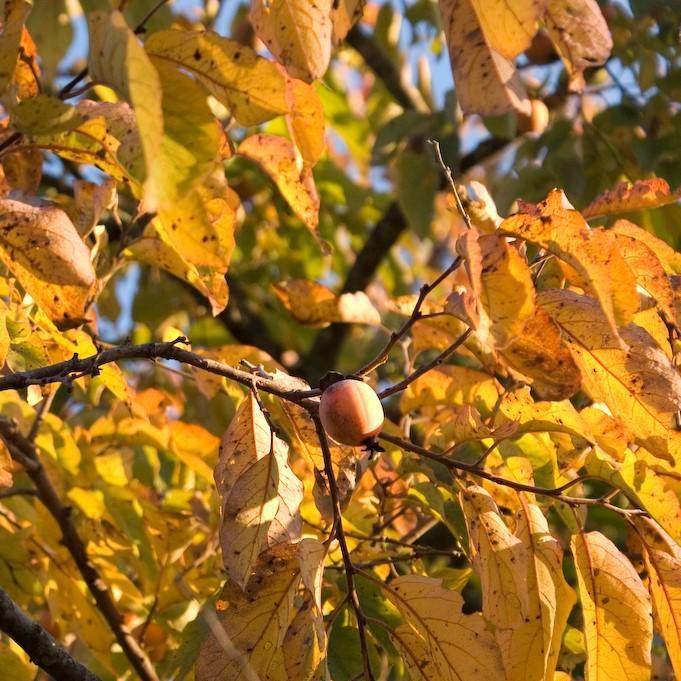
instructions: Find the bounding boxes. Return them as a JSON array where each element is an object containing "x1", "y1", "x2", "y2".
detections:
[{"x1": 583, "y1": 178, "x2": 681, "y2": 219}]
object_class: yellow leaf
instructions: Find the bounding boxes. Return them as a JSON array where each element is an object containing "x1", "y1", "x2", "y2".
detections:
[
  {"x1": 0, "y1": 199, "x2": 95, "y2": 326},
  {"x1": 501, "y1": 189, "x2": 639, "y2": 332},
  {"x1": 501, "y1": 306, "x2": 583, "y2": 400},
  {"x1": 0, "y1": 0, "x2": 31, "y2": 93},
  {"x1": 630, "y1": 516, "x2": 681, "y2": 680},
  {"x1": 24, "y1": 104, "x2": 133, "y2": 182},
  {"x1": 479, "y1": 234, "x2": 534, "y2": 345},
  {"x1": 513, "y1": 496, "x2": 577, "y2": 681},
  {"x1": 9, "y1": 93, "x2": 86, "y2": 136},
  {"x1": 285, "y1": 75, "x2": 326, "y2": 168},
  {"x1": 215, "y1": 393, "x2": 303, "y2": 588},
  {"x1": 145, "y1": 29, "x2": 288, "y2": 126},
  {"x1": 67, "y1": 487, "x2": 107, "y2": 520},
  {"x1": 150, "y1": 58, "x2": 221, "y2": 201},
  {"x1": 69, "y1": 178, "x2": 118, "y2": 237},
  {"x1": 127, "y1": 231, "x2": 229, "y2": 316},
  {"x1": 170, "y1": 421, "x2": 219, "y2": 484},
  {"x1": 384, "y1": 574, "x2": 504, "y2": 681},
  {"x1": 438, "y1": 0, "x2": 531, "y2": 116},
  {"x1": 468, "y1": 0, "x2": 542, "y2": 60},
  {"x1": 586, "y1": 447, "x2": 681, "y2": 544},
  {"x1": 540, "y1": 289, "x2": 681, "y2": 463},
  {"x1": 461, "y1": 486, "x2": 534, "y2": 678},
  {"x1": 544, "y1": 0, "x2": 612, "y2": 91},
  {"x1": 400, "y1": 365, "x2": 501, "y2": 416},
  {"x1": 611, "y1": 219, "x2": 681, "y2": 275},
  {"x1": 330, "y1": 0, "x2": 365, "y2": 45},
  {"x1": 0, "y1": 199, "x2": 95, "y2": 287},
  {"x1": 273, "y1": 279, "x2": 380, "y2": 326},
  {"x1": 239, "y1": 133, "x2": 320, "y2": 233},
  {"x1": 196, "y1": 544, "x2": 304, "y2": 681},
  {"x1": 88, "y1": 10, "x2": 163, "y2": 208},
  {"x1": 570, "y1": 531, "x2": 652, "y2": 681},
  {"x1": 0, "y1": 438, "x2": 12, "y2": 488},
  {"x1": 250, "y1": 0, "x2": 333, "y2": 83},
  {"x1": 583, "y1": 178, "x2": 681, "y2": 219}
]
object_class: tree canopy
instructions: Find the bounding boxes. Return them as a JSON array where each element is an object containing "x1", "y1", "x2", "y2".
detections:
[{"x1": 1, "y1": 1, "x2": 681, "y2": 680}]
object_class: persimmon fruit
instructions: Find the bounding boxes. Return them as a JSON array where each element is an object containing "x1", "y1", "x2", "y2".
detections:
[{"x1": 319, "y1": 379, "x2": 384, "y2": 446}]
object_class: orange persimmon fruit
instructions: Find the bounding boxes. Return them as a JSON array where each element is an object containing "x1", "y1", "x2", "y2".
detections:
[{"x1": 319, "y1": 379, "x2": 384, "y2": 446}]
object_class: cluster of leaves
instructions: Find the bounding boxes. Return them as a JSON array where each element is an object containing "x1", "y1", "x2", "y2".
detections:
[{"x1": 1, "y1": 0, "x2": 681, "y2": 680}]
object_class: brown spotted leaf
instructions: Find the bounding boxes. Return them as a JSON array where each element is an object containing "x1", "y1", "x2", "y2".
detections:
[
  {"x1": 583, "y1": 178, "x2": 681, "y2": 219},
  {"x1": 501, "y1": 189, "x2": 639, "y2": 333},
  {"x1": 540, "y1": 288, "x2": 681, "y2": 463},
  {"x1": 438, "y1": 0, "x2": 531, "y2": 116},
  {"x1": 145, "y1": 29, "x2": 288, "y2": 126},
  {"x1": 385, "y1": 574, "x2": 504, "y2": 681},
  {"x1": 250, "y1": 0, "x2": 333, "y2": 82},
  {"x1": 544, "y1": 0, "x2": 612, "y2": 91},
  {"x1": 571, "y1": 531, "x2": 652, "y2": 681}
]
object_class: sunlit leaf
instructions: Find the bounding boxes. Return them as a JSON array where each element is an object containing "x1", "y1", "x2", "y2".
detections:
[
  {"x1": 0, "y1": 0, "x2": 31, "y2": 93},
  {"x1": 502, "y1": 189, "x2": 639, "y2": 332},
  {"x1": 273, "y1": 279, "x2": 380, "y2": 326},
  {"x1": 239, "y1": 133, "x2": 320, "y2": 234},
  {"x1": 583, "y1": 178, "x2": 681, "y2": 219},
  {"x1": 571, "y1": 531, "x2": 652, "y2": 681},
  {"x1": 540, "y1": 288, "x2": 681, "y2": 463},
  {"x1": 145, "y1": 29, "x2": 288, "y2": 126},
  {"x1": 385, "y1": 574, "x2": 505, "y2": 680},
  {"x1": 215, "y1": 392, "x2": 303, "y2": 588},
  {"x1": 250, "y1": 0, "x2": 333, "y2": 83}
]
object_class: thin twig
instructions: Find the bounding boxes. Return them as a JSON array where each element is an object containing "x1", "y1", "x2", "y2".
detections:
[
  {"x1": 0, "y1": 487, "x2": 39, "y2": 500},
  {"x1": 378, "y1": 328, "x2": 472, "y2": 399},
  {"x1": 0, "y1": 587, "x2": 100, "y2": 681},
  {"x1": 379, "y1": 431, "x2": 647, "y2": 514},
  {"x1": 0, "y1": 418, "x2": 159, "y2": 681},
  {"x1": 356, "y1": 257, "x2": 463, "y2": 377},
  {"x1": 429, "y1": 139, "x2": 473, "y2": 230},
  {"x1": 58, "y1": 0, "x2": 171, "y2": 99},
  {"x1": 313, "y1": 417, "x2": 375, "y2": 681}
]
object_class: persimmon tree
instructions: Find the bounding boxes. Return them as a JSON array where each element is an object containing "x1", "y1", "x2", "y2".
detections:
[{"x1": 1, "y1": 1, "x2": 681, "y2": 680}]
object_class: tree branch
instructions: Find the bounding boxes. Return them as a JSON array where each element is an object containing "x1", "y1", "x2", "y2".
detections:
[
  {"x1": 379, "y1": 431, "x2": 647, "y2": 515},
  {"x1": 346, "y1": 26, "x2": 421, "y2": 112},
  {"x1": 0, "y1": 338, "x2": 319, "y2": 405},
  {"x1": 0, "y1": 587, "x2": 100, "y2": 681},
  {"x1": 0, "y1": 419, "x2": 159, "y2": 681},
  {"x1": 313, "y1": 416, "x2": 375, "y2": 681}
]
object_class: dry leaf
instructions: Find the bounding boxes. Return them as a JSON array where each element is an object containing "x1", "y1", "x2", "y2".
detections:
[
  {"x1": 239, "y1": 134, "x2": 320, "y2": 234},
  {"x1": 501, "y1": 189, "x2": 639, "y2": 333},
  {"x1": 438, "y1": 0, "x2": 531, "y2": 115},
  {"x1": 631, "y1": 517, "x2": 681, "y2": 680},
  {"x1": 544, "y1": 0, "x2": 612, "y2": 91},
  {"x1": 214, "y1": 393, "x2": 303, "y2": 588}
]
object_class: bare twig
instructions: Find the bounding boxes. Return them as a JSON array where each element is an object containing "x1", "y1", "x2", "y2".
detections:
[
  {"x1": 0, "y1": 419, "x2": 159, "y2": 681},
  {"x1": 356, "y1": 257, "x2": 463, "y2": 377},
  {"x1": 313, "y1": 417, "x2": 375, "y2": 681},
  {"x1": 0, "y1": 487, "x2": 39, "y2": 500},
  {"x1": 0, "y1": 587, "x2": 100, "y2": 681},
  {"x1": 378, "y1": 328, "x2": 472, "y2": 399},
  {"x1": 0, "y1": 338, "x2": 319, "y2": 406},
  {"x1": 58, "y1": 0, "x2": 171, "y2": 99},
  {"x1": 429, "y1": 139, "x2": 473, "y2": 230}
]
